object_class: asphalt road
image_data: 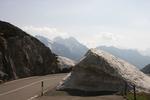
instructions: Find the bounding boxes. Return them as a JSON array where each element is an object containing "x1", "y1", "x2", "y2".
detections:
[
  {"x1": 36, "y1": 95, "x2": 125, "y2": 100},
  {"x1": 0, "y1": 73, "x2": 67, "y2": 100}
]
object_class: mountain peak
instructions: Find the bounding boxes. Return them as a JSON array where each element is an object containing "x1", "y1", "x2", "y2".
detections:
[
  {"x1": 36, "y1": 36, "x2": 88, "y2": 61},
  {"x1": 66, "y1": 37, "x2": 78, "y2": 42},
  {"x1": 53, "y1": 36, "x2": 78, "y2": 43},
  {"x1": 53, "y1": 36, "x2": 63, "y2": 41}
]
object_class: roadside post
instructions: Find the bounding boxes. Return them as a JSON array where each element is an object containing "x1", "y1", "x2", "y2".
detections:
[
  {"x1": 41, "y1": 81, "x2": 44, "y2": 96},
  {"x1": 133, "y1": 85, "x2": 136, "y2": 100},
  {"x1": 124, "y1": 82, "x2": 127, "y2": 96}
]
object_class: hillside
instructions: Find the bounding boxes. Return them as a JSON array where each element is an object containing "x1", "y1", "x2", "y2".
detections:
[{"x1": 0, "y1": 21, "x2": 59, "y2": 81}]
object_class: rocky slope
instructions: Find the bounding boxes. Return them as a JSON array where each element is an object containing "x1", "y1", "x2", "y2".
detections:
[
  {"x1": 142, "y1": 64, "x2": 150, "y2": 74},
  {"x1": 0, "y1": 21, "x2": 59, "y2": 81},
  {"x1": 35, "y1": 35, "x2": 89, "y2": 61},
  {"x1": 57, "y1": 56, "x2": 75, "y2": 73},
  {"x1": 57, "y1": 49, "x2": 150, "y2": 93},
  {"x1": 97, "y1": 46, "x2": 150, "y2": 69}
]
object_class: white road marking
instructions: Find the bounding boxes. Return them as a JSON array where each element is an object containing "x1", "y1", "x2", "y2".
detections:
[
  {"x1": 27, "y1": 87, "x2": 51, "y2": 100},
  {"x1": 2, "y1": 73, "x2": 64, "y2": 86},
  {"x1": 27, "y1": 95, "x2": 39, "y2": 100},
  {"x1": 0, "y1": 78, "x2": 57, "y2": 96},
  {"x1": 2, "y1": 76, "x2": 38, "y2": 85}
]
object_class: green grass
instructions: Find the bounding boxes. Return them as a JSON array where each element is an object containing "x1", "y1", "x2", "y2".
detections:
[{"x1": 126, "y1": 92, "x2": 150, "y2": 100}]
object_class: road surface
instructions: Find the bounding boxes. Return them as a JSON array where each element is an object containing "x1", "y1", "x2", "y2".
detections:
[
  {"x1": 36, "y1": 95, "x2": 125, "y2": 100},
  {"x1": 0, "y1": 73, "x2": 125, "y2": 100},
  {"x1": 0, "y1": 73, "x2": 67, "y2": 100}
]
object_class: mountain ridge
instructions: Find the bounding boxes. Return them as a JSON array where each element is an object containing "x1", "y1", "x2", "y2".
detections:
[
  {"x1": 35, "y1": 35, "x2": 89, "y2": 61},
  {"x1": 97, "y1": 46, "x2": 150, "y2": 69}
]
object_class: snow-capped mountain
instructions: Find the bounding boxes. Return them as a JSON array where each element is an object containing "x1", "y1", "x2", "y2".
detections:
[
  {"x1": 35, "y1": 35, "x2": 89, "y2": 61},
  {"x1": 35, "y1": 35, "x2": 53, "y2": 49}
]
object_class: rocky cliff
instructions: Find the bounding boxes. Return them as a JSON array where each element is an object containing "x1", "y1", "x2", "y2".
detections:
[{"x1": 0, "y1": 21, "x2": 59, "y2": 81}]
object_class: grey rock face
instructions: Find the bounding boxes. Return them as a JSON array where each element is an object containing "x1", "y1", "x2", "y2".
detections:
[
  {"x1": 0, "y1": 21, "x2": 59, "y2": 81},
  {"x1": 142, "y1": 64, "x2": 150, "y2": 74},
  {"x1": 57, "y1": 49, "x2": 150, "y2": 93}
]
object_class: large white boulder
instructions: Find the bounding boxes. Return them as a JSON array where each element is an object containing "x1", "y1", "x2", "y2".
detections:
[{"x1": 57, "y1": 49, "x2": 150, "y2": 93}]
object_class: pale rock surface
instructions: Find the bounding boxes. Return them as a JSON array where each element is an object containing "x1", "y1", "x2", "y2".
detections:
[
  {"x1": 57, "y1": 49, "x2": 150, "y2": 93},
  {"x1": 57, "y1": 56, "x2": 75, "y2": 72}
]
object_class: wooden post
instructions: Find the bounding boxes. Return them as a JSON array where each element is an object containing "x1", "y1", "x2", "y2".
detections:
[
  {"x1": 133, "y1": 85, "x2": 136, "y2": 100},
  {"x1": 41, "y1": 81, "x2": 44, "y2": 96},
  {"x1": 124, "y1": 82, "x2": 127, "y2": 96}
]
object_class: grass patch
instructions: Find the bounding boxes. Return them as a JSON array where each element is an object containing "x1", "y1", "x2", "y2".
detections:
[{"x1": 126, "y1": 92, "x2": 150, "y2": 100}]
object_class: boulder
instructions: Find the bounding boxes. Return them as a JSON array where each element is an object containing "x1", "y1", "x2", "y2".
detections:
[{"x1": 57, "y1": 49, "x2": 150, "y2": 93}]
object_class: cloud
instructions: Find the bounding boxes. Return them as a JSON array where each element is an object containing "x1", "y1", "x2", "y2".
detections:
[
  {"x1": 21, "y1": 26, "x2": 123, "y2": 49},
  {"x1": 79, "y1": 32, "x2": 122, "y2": 48},
  {"x1": 98, "y1": 32, "x2": 118, "y2": 42},
  {"x1": 21, "y1": 26, "x2": 70, "y2": 40}
]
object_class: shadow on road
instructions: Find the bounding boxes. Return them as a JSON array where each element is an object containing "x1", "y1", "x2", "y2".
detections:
[{"x1": 58, "y1": 89, "x2": 118, "y2": 96}]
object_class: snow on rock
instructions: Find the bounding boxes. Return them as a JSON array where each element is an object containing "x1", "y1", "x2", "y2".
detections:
[
  {"x1": 57, "y1": 56, "x2": 75, "y2": 72},
  {"x1": 57, "y1": 48, "x2": 150, "y2": 93}
]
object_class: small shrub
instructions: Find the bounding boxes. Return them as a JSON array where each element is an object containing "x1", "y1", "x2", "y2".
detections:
[{"x1": 127, "y1": 92, "x2": 150, "y2": 100}]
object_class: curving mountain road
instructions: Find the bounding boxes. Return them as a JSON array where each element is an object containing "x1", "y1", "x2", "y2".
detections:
[
  {"x1": 0, "y1": 73, "x2": 67, "y2": 100},
  {"x1": 0, "y1": 73, "x2": 125, "y2": 100}
]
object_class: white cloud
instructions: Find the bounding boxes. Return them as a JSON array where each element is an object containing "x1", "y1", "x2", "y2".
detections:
[
  {"x1": 78, "y1": 32, "x2": 122, "y2": 48},
  {"x1": 21, "y1": 26, "x2": 123, "y2": 49},
  {"x1": 21, "y1": 26, "x2": 150, "y2": 52},
  {"x1": 21, "y1": 26, "x2": 70, "y2": 40}
]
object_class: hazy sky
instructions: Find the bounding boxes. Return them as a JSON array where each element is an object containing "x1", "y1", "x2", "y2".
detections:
[{"x1": 1, "y1": 0, "x2": 150, "y2": 51}]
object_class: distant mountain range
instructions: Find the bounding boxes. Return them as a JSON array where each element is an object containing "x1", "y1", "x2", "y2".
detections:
[
  {"x1": 35, "y1": 35, "x2": 89, "y2": 61},
  {"x1": 35, "y1": 36, "x2": 150, "y2": 69},
  {"x1": 97, "y1": 46, "x2": 150, "y2": 69}
]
